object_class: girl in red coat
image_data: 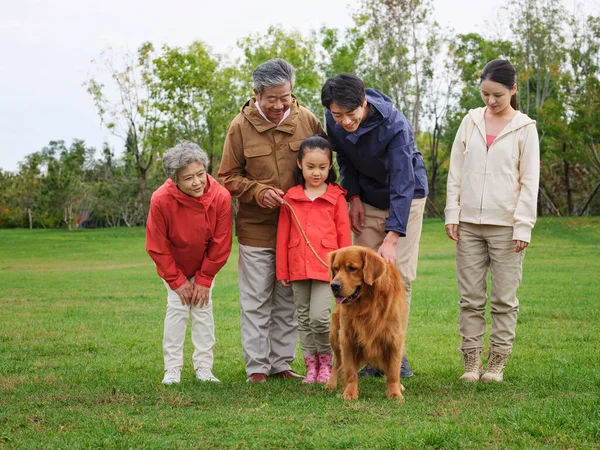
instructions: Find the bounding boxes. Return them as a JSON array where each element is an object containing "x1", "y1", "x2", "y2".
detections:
[{"x1": 276, "y1": 136, "x2": 352, "y2": 383}]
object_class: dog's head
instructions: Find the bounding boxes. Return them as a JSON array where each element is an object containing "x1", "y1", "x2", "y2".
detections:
[{"x1": 329, "y1": 246, "x2": 387, "y2": 305}]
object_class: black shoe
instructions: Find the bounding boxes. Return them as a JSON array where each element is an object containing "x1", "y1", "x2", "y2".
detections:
[
  {"x1": 358, "y1": 364, "x2": 384, "y2": 378},
  {"x1": 401, "y1": 355, "x2": 414, "y2": 378}
]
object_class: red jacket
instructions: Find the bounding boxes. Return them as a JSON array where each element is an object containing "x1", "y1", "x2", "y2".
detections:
[
  {"x1": 146, "y1": 175, "x2": 232, "y2": 290},
  {"x1": 276, "y1": 183, "x2": 352, "y2": 283}
]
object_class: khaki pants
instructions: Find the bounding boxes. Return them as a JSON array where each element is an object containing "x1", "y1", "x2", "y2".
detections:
[
  {"x1": 162, "y1": 279, "x2": 215, "y2": 371},
  {"x1": 291, "y1": 279, "x2": 332, "y2": 358},
  {"x1": 353, "y1": 197, "x2": 427, "y2": 305},
  {"x1": 456, "y1": 222, "x2": 525, "y2": 355},
  {"x1": 238, "y1": 245, "x2": 298, "y2": 376}
]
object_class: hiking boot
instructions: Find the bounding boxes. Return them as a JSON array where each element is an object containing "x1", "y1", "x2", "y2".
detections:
[
  {"x1": 460, "y1": 348, "x2": 483, "y2": 382},
  {"x1": 481, "y1": 351, "x2": 509, "y2": 383},
  {"x1": 162, "y1": 368, "x2": 182, "y2": 385},
  {"x1": 303, "y1": 355, "x2": 319, "y2": 384},
  {"x1": 316, "y1": 353, "x2": 332, "y2": 383},
  {"x1": 195, "y1": 367, "x2": 220, "y2": 383},
  {"x1": 401, "y1": 355, "x2": 414, "y2": 378}
]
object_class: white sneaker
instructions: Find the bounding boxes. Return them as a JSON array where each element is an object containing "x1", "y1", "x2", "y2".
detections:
[
  {"x1": 196, "y1": 367, "x2": 220, "y2": 383},
  {"x1": 162, "y1": 368, "x2": 182, "y2": 385}
]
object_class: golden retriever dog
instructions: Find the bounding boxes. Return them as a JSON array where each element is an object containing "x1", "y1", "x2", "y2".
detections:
[{"x1": 326, "y1": 246, "x2": 408, "y2": 401}]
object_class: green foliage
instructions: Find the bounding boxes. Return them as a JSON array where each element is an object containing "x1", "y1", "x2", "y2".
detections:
[{"x1": 0, "y1": 219, "x2": 599, "y2": 447}]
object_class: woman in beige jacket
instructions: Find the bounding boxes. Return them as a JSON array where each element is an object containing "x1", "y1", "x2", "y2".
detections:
[{"x1": 445, "y1": 59, "x2": 540, "y2": 383}]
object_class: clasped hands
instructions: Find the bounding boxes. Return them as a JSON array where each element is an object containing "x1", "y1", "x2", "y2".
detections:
[{"x1": 175, "y1": 281, "x2": 210, "y2": 307}]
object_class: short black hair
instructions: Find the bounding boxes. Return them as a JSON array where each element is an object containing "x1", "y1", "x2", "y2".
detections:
[
  {"x1": 321, "y1": 73, "x2": 366, "y2": 110},
  {"x1": 293, "y1": 135, "x2": 337, "y2": 187}
]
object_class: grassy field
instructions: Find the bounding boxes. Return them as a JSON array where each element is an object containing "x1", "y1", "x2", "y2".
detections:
[{"x1": 0, "y1": 217, "x2": 599, "y2": 449}]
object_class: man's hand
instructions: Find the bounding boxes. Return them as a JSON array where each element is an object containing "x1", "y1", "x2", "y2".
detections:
[
  {"x1": 378, "y1": 231, "x2": 399, "y2": 264},
  {"x1": 445, "y1": 224, "x2": 459, "y2": 242},
  {"x1": 175, "y1": 280, "x2": 194, "y2": 305},
  {"x1": 192, "y1": 284, "x2": 211, "y2": 307},
  {"x1": 349, "y1": 197, "x2": 365, "y2": 234},
  {"x1": 513, "y1": 240, "x2": 528, "y2": 253},
  {"x1": 261, "y1": 189, "x2": 285, "y2": 209}
]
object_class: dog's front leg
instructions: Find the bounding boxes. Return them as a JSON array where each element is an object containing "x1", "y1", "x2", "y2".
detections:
[
  {"x1": 340, "y1": 336, "x2": 360, "y2": 400},
  {"x1": 383, "y1": 353, "x2": 404, "y2": 400}
]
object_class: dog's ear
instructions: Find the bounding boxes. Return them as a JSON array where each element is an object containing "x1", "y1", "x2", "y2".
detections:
[
  {"x1": 328, "y1": 250, "x2": 338, "y2": 281},
  {"x1": 363, "y1": 249, "x2": 386, "y2": 286}
]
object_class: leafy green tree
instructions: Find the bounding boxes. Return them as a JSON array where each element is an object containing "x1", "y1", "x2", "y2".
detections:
[{"x1": 147, "y1": 41, "x2": 242, "y2": 173}]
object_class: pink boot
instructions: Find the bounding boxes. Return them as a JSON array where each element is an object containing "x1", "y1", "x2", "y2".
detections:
[
  {"x1": 316, "y1": 353, "x2": 332, "y2": 383},
  {"x1": 303, "y1": 355, "x2": 319, "y2": 383}
]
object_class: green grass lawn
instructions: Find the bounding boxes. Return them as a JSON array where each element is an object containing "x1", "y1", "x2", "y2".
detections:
[{"x1": 1, "y1": 217, "x2": 599, "y2": 449}]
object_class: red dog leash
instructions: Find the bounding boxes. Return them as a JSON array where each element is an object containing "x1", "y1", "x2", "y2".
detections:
[{"x1": 281, "y1": 200, "x2": 330, "y2": 269}]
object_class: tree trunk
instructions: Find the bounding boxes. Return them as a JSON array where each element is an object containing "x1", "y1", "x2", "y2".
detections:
[
  {"x1": 562, "y1": 142, "x2": 573, "y2": 215},
  {"x1": 28, "y1": 208, "x2": 33, "y2": 230}
]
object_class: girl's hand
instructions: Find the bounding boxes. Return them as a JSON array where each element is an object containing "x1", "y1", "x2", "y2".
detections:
[
  {"x1": 192, "y1": 284, "x2": 211, "y2": 307},
  {"x1": 513, "y1": 240, "x2": 528, "y2": 253},
  {"x1": 445, "y1": 224, "x2": 459, "y2": 241},
  {"x1": 280, "y1": 280, "x2": 291, "y2": 287},
  {"x1": 175, "y1": 280, "x2": 194, "y2": 305}
]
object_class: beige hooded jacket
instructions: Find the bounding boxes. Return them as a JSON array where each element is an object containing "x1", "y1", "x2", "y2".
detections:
[{"x1": 445, "y1": 107, "x2": 540, "y2": 242}]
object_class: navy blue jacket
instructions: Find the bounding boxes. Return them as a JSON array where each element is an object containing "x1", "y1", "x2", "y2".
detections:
[{"x1": 326, "y1": 89, "x2": 428, "y2": 236}]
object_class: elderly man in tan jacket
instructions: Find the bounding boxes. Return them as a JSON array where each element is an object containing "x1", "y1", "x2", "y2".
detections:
[{"x1": 219, "y1": 58, "x2": 325, "y2": 383}]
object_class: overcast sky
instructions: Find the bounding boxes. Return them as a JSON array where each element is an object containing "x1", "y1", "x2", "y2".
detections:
[{"x1": 0, "y1": 0, "x2": 542, "y2": 172}]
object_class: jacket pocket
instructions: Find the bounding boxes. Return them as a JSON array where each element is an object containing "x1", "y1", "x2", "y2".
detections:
[
  {"x1": 289, "y1": 140, "x2": 303, "y2": 152},
  {"x1": 288, "y1": 237, "x2": 301, "y2": 248},
  {"x1": 245, "y1": 145, "x2": 272, "y2": 158},
  {"x1": 321, "y1": 238, "x2": 338, "y2": 250}
]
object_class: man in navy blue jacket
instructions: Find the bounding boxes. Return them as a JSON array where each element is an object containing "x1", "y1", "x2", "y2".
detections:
[{"x1": 321, "y1": 74, "x2": 429, "y2": 378}]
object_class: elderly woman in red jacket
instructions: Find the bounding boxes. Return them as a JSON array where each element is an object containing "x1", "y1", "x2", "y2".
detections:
[{"x1": 146, "y1": 141, "x2": 232, "y2": 385}]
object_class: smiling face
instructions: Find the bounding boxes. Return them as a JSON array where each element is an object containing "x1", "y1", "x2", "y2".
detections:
[
  {"x1": 254, "y1": 82, "x2": 292, "y2": 123},
  {"x1": 480, "y1": 79, "x2": 516, "y2": 115},
  {"x1": 298, "y1": 148, "x2": 332, "y2": 189},
  {"x1": 329, "y1": 97, "x2": 368, "y2": 133},
  {"x1": 175, "y1": 161, "x2": 207, "y2": 198}
]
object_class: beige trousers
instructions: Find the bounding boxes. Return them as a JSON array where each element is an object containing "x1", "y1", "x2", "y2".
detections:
[
  {"x1": 456, "y1": 222, "x2": 525, "y2": 355},
  {"x1": 238, "y1": 245, "x2": 298, "y2": 376},
  {"x1": 291, "y1": 279, "x2": 332, "y2": 358},
  {"x1": 353, "y1": 197, "x2": 427, "y2": 305},
  {"x1": 162, "y1": 279, "x2": 215, "y2": 371}
]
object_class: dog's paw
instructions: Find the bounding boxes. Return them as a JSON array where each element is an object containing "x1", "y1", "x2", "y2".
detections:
[
  {"x1": 342, "y1": 387, "x2": 359, "y2": 400},
  {"x1": 325, "y1": 380, "x2": 337, "y2": 390},
  {"x1": 400, "y1": 383, "x2": 405, "y2": 392},
  {"x1": 390, "y1": 393, "x2": 405, "y2": 403}
]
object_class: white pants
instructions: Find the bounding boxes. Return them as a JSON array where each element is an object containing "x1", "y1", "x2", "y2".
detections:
[
  {"x1": 162, "y1": 279, "x2": 215, "y2": 371},
  {"x1": 238, "y1": 245, "x2": 298, "y2": 376}
]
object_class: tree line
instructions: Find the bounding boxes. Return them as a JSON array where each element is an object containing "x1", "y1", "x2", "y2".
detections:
[{"x1": 1, "y1": 0, "x2": 598, "y2": 229}]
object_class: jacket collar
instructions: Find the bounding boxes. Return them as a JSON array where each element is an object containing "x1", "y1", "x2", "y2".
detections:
[
  {"x1": 469, "y1": 107, "x2": 536, "y2": 141},
  {"x1": 286, "y1": 183, "x2": 346, "y2": 205},
  {"x1": 241, "y1": 96, "x2": 300, "y2": 135}
]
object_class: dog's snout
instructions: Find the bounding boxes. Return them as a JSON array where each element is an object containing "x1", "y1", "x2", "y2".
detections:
[{"x1": 330, "y1": 280, "x2": 342, "y2": 293}]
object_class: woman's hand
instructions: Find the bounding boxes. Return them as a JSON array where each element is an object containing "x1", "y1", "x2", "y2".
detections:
[
  {"x1": 280, "y1": 280, "x2": 291, "y2": 287},
  {"x1": 192, "y1": 284, "x2": 211, "y2": 307},
  {"x1": 175, "y1": 280, "x2": 194, "y2": 305},
  {"x1": 513, "y1": 240, "x2": 528, "y2": 253},
  {"x1": 445, "y1": 224, "x2": 459, "y2": 241}
]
